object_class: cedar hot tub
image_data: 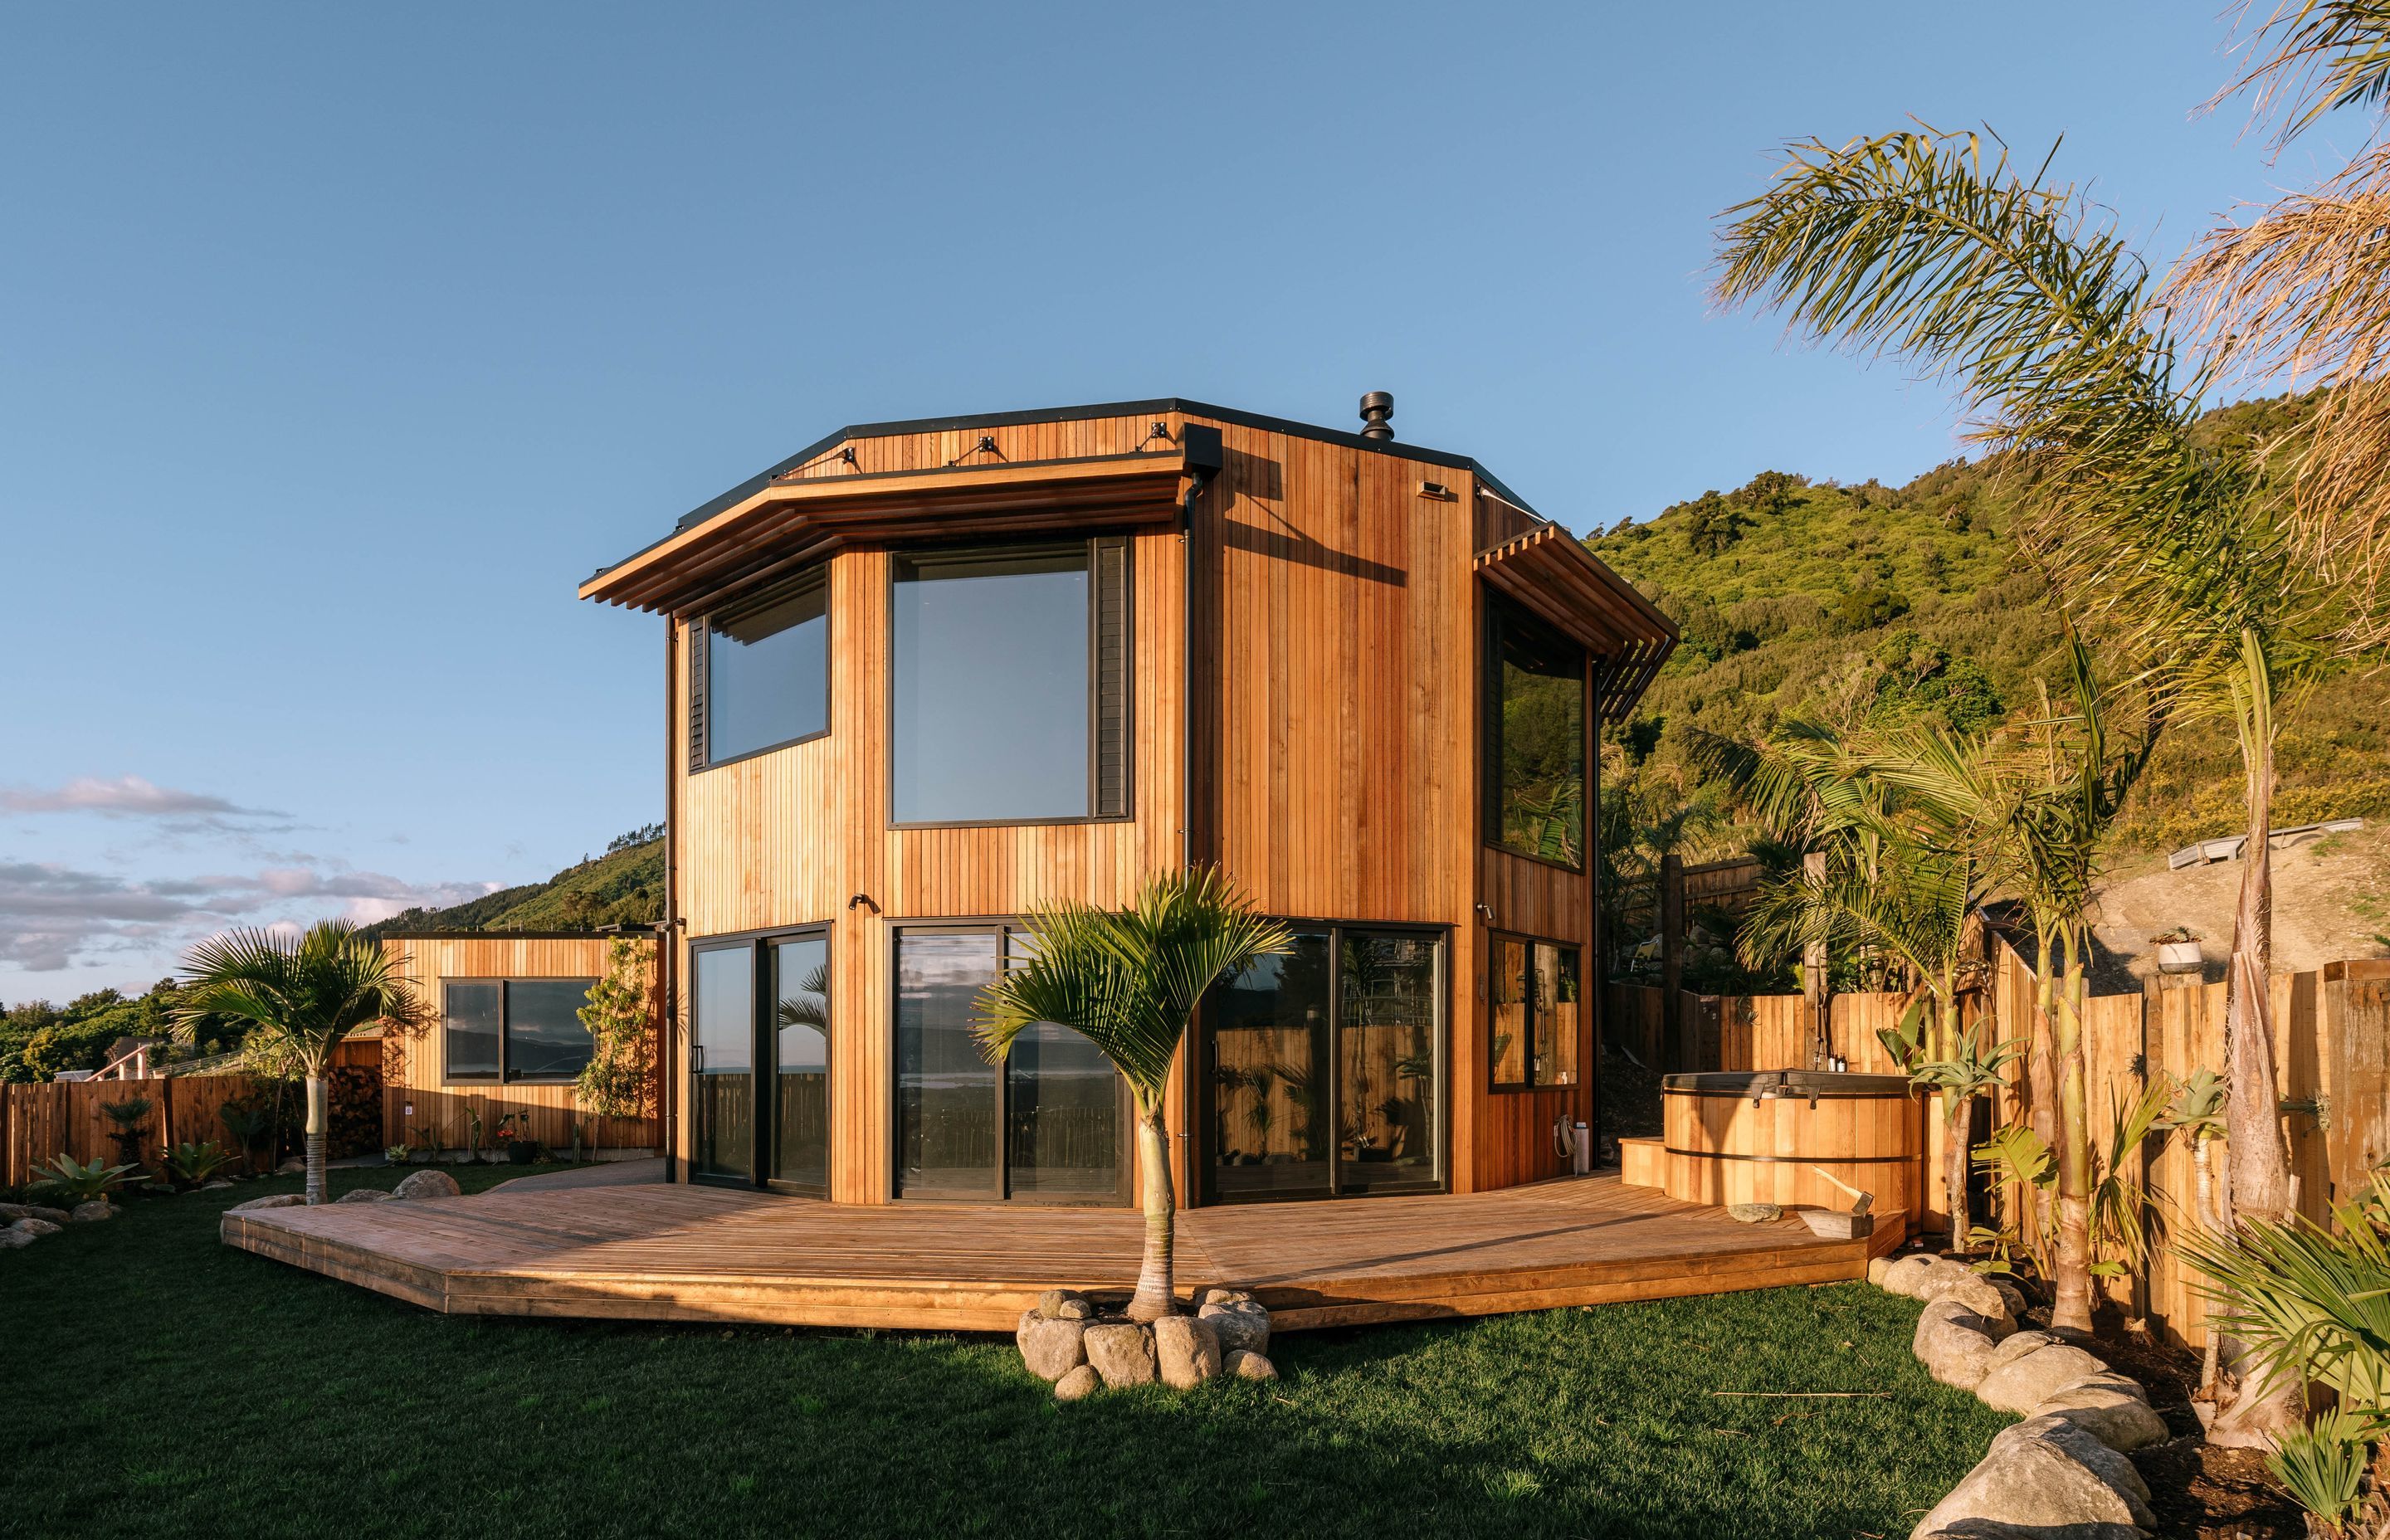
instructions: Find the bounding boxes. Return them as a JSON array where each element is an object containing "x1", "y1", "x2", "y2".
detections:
[{"x1": 1658, "y1": 1070, "x2": 1923, "y2": 1222}]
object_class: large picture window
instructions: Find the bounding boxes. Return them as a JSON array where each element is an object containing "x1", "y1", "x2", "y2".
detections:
[
  {"x1": 694, "y1": 566, "x2": 828, "y2": 768},
  {"x1": 890, "y1": 539, "x2": 1129, "y2": 826},
  {"x1": 1485, "y1": 597, "x2": 1587, "y2": 867},
  {"x1": 1489, "y1": 936, "x2": 1582, "y2": 1089},
  {"x1": 441, "y1": 978, "x2": 598, "y2": 1084}
]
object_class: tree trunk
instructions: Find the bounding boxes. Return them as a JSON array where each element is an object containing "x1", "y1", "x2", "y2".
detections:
[
  {"x1": 1125, "y1": 1104, "x2": 1177, "y2": 1322},
  {"x1": 1940, "y1": 987, "x2": 1969, "y2": 1255},
  {"x1": 2212, "y1": 635, "x2": 2305, "y2": 1446},
  {"x1": 304, "y1": 1073, "x2": 329, "y2": 1206},
  {"x1": 2051, "y1": 935, "x2": 2095, "y2": 1337},
  {"x1": 2194, "y1": 1137, "x2": 2221, "y2": 1396}
]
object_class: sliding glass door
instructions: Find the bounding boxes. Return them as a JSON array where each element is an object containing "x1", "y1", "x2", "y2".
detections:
[
  {"x1": 1202, "y1": 924, "x2": 1444, "y2": 1203},
  {"x1": 690, "y1": 928, "x2": 830, "y2": 1196},
  {"x1": 894, "y1": 926, "x2": 1126, "y2": 1204}
]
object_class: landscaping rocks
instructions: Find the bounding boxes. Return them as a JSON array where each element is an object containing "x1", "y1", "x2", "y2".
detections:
[
  {"x1": 201, "y1": 1180, "x2": 234, "y2": 1191},
  {"x1": 1726, "y1": 1201, "x2": 1784, "y2": 1224},
  {"x1": 334, "y1": 1188, "x2": 394, "y2": 1204},
  {"x1": 1083, "y1": 1323, "x2": 1158, "y2": 1387},
  {"x1": 69, "y1": 1201, "x2": 117, "y2": 1222},
  {"x1": 276, "y1": 1158, "x2": 306, "y2": 1174},
  {"x1": 227, "y1": 1194, "x2": 310, "y2": 1212},
  {"x1": 12, "y1": 1217, "x2": 63, "y2": 1238},
  {"x1": 1913, "y1": 1298, "x2": 2012, "y2": 1391},
  {"x1": 1878, "y1": 1254, "x2": 1939, "y2": 1297},
  {"x1": 1224, "y1": 1349, "x2": 1277, "y2": 1382},
  {"x1": 1975, "y1": 1343, "x2": 2110, "y2": 1415},
  {"x1": 1911, "y1": 1413, "x2": 2155, "y2": 1537},
  {"x1": 2027, "y1": 1379, "x2": 2170, "y2": 1453},
  {"x1": 0, "y1": 1203, "x2": 71, "y2": 1225},
  {"x1": 1981, "y1": 1276, "x2": 2027, "y2": 1319},
  {"x1": 1052, "y1": 1364, "x2": 1100, "y2": 1402},
  {"x1": 1016, "y1": 1311, "x2": 1089, "y2": 1383},
  {"x1": 0, "y1": 1227, "x2": 33, "y2": 1250},
  {"x1": 1197, "y1": 1294, "x2": 1271, "y2": 1357},
  {"x1": 391, "y1": 1169, "x2": 462, "y2": 1201},
  {"x1": 1037, "y1": 1289, "x2": 1095, "y2": 1321},
  {"x1": 1154, "y1": 1314, "x2": 1221, "y2": 1390}
]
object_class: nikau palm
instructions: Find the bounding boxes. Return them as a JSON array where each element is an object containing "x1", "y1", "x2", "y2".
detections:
[
  {"x1": 176, "y1": 920, "x2": 427, "y2": 1206},
  {"x1": 975, "y1": 870, "x2": 1290, "y2": 1322}
]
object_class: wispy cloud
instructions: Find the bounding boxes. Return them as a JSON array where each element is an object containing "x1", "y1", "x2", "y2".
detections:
[{"x1": 0, "y1": 775, "x2": 277, "y2": 820}]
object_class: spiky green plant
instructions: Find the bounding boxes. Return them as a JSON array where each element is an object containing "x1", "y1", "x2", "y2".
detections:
[
  {"x1": 2158, "y1": 1067, "x2": 2232, "y2": 1391},
  {"x1": 2266, "y1": 1406, "x2": 2383, "y2": 1538},
  {"x1": 974, "y1": 869, "x2": 1290, "y2": 1321},
  {"x1": 31, "y1": 1153, "x2": 135, "y2": 1206},
  {"x1": 175, "y1": 921, "x2": 427, "y2": 1206}
]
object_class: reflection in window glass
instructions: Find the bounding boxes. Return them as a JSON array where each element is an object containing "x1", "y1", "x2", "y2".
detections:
[
  {"x1": 706, "y1": 571, "x2": 827, "y2": 763},
  {"x1": 892, "y1": 547, "x2": 1089, "y2": 823},
  {"x1": 505, "y1": 981, "x2": 594, "y2": 1079},
  {"x1": 443, "y1": 980, "x2": 500, "y2": 1079},
  {"x1": 1006, "y1": 1020, "x2": 1118, "y2": 1198},
  {"x1": 1487, "y1": 600, "x2": 1586, "y2": 865},
  {"x1": 1209, "y1": 930, "x2": 1333, "y2": 1199},
  {"x1": 694, "y1": 946, "x2": 754, "y2": 1181},
  {"x1": 1338, "y1": 931, "x2": 1439, "y2": 1194},
  {"x1": 1539, "y1": 943, "x2": 1582, "y2": 1088},
  {"x1": 772, "y1": 937, "x2": 829, "y2": 1192},
  {"x1": 895, "y1": 931, "x2": 1002, "y2": 1196},
  {"x1": 1490, "y1": 938, "x2": 1530, "y2": 1086}
]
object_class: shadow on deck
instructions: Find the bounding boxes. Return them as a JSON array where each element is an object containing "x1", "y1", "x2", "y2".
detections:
[{"x1": 220, "y1": 1172, "x2": 1904, "y2": 1333}]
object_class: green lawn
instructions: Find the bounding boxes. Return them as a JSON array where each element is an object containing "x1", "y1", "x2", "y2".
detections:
[{"x1": 2, "y1": 1166, "x2": 2007, "y2": 1540}]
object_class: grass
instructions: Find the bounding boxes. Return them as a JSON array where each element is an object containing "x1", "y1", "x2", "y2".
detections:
[{"x1": 1, "y1": 1164, "x2": 2009, "y2": 1540}]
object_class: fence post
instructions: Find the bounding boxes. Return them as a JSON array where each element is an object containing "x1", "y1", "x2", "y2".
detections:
[
  {"x1": 1802, "y1": 850, "x2": 1830, "y2": 1068},
  {"x1": 1660, "y1": 852, "x2": 1685, "y2": 1071}
]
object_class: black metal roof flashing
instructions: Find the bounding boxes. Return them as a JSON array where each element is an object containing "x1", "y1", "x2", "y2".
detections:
[{"x1": 584, "y1": 397, "x2": 1545, "y2": 582}]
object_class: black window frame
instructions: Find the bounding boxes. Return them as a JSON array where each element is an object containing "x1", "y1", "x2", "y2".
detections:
[
  {"x1": 439, "y1": 976, "x2": 600, "y2": 1086},
  {"x1": 690, "y1": 563, "x2": 832, "y2": 774},
  {"x1": 1481, "y1": 592, "x2": 1591, "y2": 873},
  {"x1": 687, "y1": 924, "x2": 833, "y2": 1198},
  {"x1": 887, "y1": 919, "x2": 1134, "y2": 1207},
  {"x1": 1485, "y1": 932, "x2": 1585, "y2": 1092},
  {"x1": 1193, "y1": 919, "x2": 1450, "y2": 1206},
  {"x1": 884, "y1": 535, "x2": 1134, "y2": 831}
]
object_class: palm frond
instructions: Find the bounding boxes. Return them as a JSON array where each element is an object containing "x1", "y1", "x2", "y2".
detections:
[{"x1": 176, "y1": 920, "x2": 426, "y2": 1072}]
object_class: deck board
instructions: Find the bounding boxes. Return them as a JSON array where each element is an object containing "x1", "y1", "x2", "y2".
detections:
[{"x1": 221, "y1": 1174, "x2": 1901, "y2": 1332}]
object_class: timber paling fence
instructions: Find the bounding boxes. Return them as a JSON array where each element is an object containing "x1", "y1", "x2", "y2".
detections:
[
  {"x1": 2, "y1": 1073, "x2": 296, "y2": 1188},
  {"x1": 1606, "y1": 943, "x2": 2390, "y2": 1350}
]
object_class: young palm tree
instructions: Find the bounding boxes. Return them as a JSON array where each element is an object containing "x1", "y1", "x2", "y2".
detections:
[
  {"x1": 974, "y1": 870, "x2": 1290, "y2": 1322},
  {"x1": 176, "y1": 920, "x2": 427, "y2": 1206}
]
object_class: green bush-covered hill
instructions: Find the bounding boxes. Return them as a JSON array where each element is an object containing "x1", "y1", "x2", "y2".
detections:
[
  {"x1": 1585, "y1": 397, "x2": 2390, "y2": 857},
  {"x1": 362, "y1": 828, "x2": 663, "y2": 938}
]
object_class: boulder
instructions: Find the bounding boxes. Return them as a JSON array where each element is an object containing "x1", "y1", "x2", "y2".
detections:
[
  {"x1": 276, "y1": 1157, "x2": 306, "y2": 1174},
  {"x1": 1919, "y1": 1521, "x2": 2143, "y2": 1539},
  {"x1": 1910, "y1": 1414, "x2": 2155, "y2": 1538},
  {"x1": 1866, "y1": 1255, "x2": 1899, "y2": 1287},
  {"x1": 227, "y1": 1194, "x2": 309, "y2": 1212},
  {"x1": 1933, "y1": 1273, "x2": 2019, "y2": 1328},
  {"x1": 391, "y1": 1169, "x2": 462, "y2": 1201},
  {"x1": 1224, "y1": 1349, "x2": 1278, "y2": 1382},
  {"x1": 1198, "y1": 1296, "x2": 1271, "y2": 1358},
  {"x1": 1878, "y1": 1254, "x2": 1938, "y2": 1297},
  {"x1": 334, "y1": 1188, "x2": 393, "y2": 1204},
  {"x1": 2055, "y1": 1371, "x2": 2149, "y2": 1405},
  {"x1": 1154, "y1": 1314, "x2": 1221, "y2": 1390},
  {"x1": 1726, "y1": 1202, "x2": 1783, "y2": 1224},
  {"x1": 1036, "y1": 1289, "x2": 1095, "y2": 1320},
  {"x1": 0, "y1": 1228, "x2": 33, "y2": 1251},
  {"x1": 2028, "y1": 1380, "x2": 2170, "y2": 1453},
  {"x1": 1976, "y1": 1344, "x2": 2110, "y2": 1415},
  {"x1": 1016, "y1": 1312, "x2": 1088, "y2": 1383},
  {"x1": 1913, "y1": 1299, "x2": 2007, "y2": 1391},
  {"x1": 1052, "y1": 1364, "x2": 1100, "y2": 1402},
  {"x1": 0, "y1": 1203, "x2": 71, "y2": 1225},
  {"x1": 69, "y1": 1201, "x2": 117, "y2": 1222},
  {"x1": 1911, "y1": 1258, "x2": 1987, "y2": 1303},
  {"x1": 1983, "y1": 1331, "x2": 2061, "y2": 1374},
  {"x1": 1082, "y1": 1323, "x2": 1157, "y2": 1388},
  {"x1": 201, "y1": 1180, "x2": 235, "y2": 1192},
  {"x1": 11, "y1": 1217, "x2": 63, "y2": 1238},
  {"x1": 1195, "y1": 1285, "x2": 1256, "y2": 1309},
  {"x1": 1982, "y1": 1276, "x2": 2028, "y2": 1319}
]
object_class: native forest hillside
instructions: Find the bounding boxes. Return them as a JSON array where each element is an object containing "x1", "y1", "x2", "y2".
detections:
[
  {"x1": 1583, "y1": 396, "x2": 2390, "y2": 861},
  {"x1": 361, "y1": 827, "x2": 664, "y2": 938}
]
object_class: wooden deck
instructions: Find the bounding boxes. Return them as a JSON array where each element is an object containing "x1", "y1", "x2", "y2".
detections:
[{"x1": 221, "y1": 1173, "x2": 1904, "y2": 1333}]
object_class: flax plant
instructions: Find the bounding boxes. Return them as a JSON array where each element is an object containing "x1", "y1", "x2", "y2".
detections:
[{"x1": 974, "y1": 870, "x2": 1290, "y2": 1321}]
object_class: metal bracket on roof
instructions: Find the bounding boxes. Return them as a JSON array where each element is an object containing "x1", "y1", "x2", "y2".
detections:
[
  {"x1": 948, "y1": 435, "x2": 1006, "y2": 466},
  {"x1": 771, "y1": 445, "x2": 858, "y2": 483},
  {"x1": 1134, "y1": 419, "x2": 1175, "y2": 451}
]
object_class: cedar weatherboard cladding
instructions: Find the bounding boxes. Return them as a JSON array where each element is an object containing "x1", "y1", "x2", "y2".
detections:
[{"x1": 1095, "y1": 535, "x2": 1131, "y2": 818}]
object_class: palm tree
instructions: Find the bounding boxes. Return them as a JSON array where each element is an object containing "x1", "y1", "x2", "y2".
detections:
[
  {"x1": 974, "y1": 870, "x2": 1290, "y2": 1322},
  {"x1": 1714, "y1": 129, "x2": 2339, "y2": 1407},
  {"x1": 175, "y1": 920, "x2": 427, "y2": 1206}
]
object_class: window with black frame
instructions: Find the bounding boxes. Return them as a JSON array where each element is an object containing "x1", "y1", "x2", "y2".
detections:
[
  {"x1": 1485, "y1": 597, "x2": 1587, "y2": 867},
  {"x1": 441, "y1": 978, "x2": 598, "y2": 1084},
  {"x1": 694, "y1": 566, "x2": 828, "y2": 768},
  {"x1": 890, "y1": 539, "x2": 1129, "y2": 826},
  {"x1": 1487, "y1": 936, "x2": 1581, "y2": 1089}
]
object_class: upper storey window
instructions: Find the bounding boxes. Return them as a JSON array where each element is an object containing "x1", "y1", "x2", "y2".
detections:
[
  {"x1": 891, "y1": 538, "x2": 1129, "y2": 826},
  {"x1": 693, "y1": 568, "x2": 828, "y2": 769},
  {"x1": 1484, "y1": 596, "x2": 1587, "y2": 868}
]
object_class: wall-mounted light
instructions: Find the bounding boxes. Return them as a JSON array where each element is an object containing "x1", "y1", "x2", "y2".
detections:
[{"x1": 848, "y1": 893, "x2": 880, "y2": 914}]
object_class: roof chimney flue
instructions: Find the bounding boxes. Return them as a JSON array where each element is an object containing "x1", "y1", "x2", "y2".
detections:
[{"x1": 1358, "y1": 391, "x2": 1394, "y2": 441}]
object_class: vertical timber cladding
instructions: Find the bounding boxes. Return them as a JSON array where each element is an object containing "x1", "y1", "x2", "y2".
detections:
[
  {"x1": 670, "y1": 410, "x2": 1187, "y2": 1205},
  {"x1": 1466, "y1": 486, "x2": 1598, "y2": 1192}
]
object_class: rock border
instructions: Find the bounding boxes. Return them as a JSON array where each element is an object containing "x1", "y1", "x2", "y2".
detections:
[
  {"x1": 1869, "y1": 1251, "x2": 2168, "y2": 1538},
  {"x1": 1017, "y1": 1286, "x2": 1276, "y2": 1398}
]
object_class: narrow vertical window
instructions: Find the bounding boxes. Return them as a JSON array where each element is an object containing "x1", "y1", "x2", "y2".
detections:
[{"x1": 1485, "y1": 597, "x2": 1587, "y2": 866}]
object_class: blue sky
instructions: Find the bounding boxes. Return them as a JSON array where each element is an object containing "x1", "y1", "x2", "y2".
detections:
[{"x1": 0, "y1": 2, "x2": 2335, "y2": 1000}]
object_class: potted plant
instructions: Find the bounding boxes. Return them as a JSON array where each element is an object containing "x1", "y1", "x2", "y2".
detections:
[
  {"x1": 384, "y1": 1143, "x2": 411, "y2": 1166},
  {"x1": 2152, "y1": 926, "x2": 2205, "y2": 975},
  {"x1": 496, "y1": 1113, "x2": 540, "y2": 1164}
]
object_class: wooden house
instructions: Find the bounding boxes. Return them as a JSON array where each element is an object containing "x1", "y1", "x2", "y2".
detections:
[
  {"x1": 578, "y1": 396, "x2": 1673, "y2": 1208},
  {"x1": 377, "y1": 932, "x2": 662, "y2": 1157}
]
